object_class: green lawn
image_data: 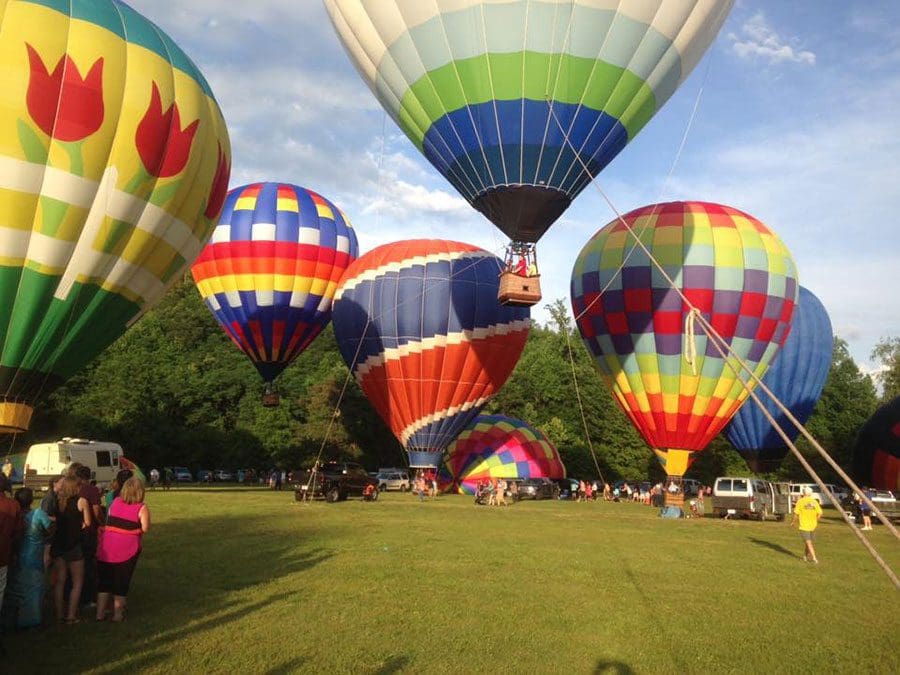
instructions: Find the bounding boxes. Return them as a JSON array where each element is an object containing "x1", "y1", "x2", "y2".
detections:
[{"x1": 7, "y1": 489, "x2": 899, "y2": 674}]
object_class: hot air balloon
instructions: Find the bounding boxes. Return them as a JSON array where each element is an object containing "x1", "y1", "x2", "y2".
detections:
[
  {"x1": 441, "y1": 414, "x2": 566, "y2": 494},
  {"x1": 119, "y1": 456, "x2": 146, "y2": 483},
  {"x1": 571, "y1": 201, "x2": 798, "y2": 490},
  {"x1": 324, "y1": 0, "x2": 733, "y2": 305},
  {"x1": 332, "y1": 240, "x2": 530, "y2": 468},
  {"x1": 853, "y1": 397, "x2": 900, "y2": 492},
  {"x1": 725, "y1": 287, "x2": 833, "y2": 473},
  {"x1": 190, "y1": 183, "x2": 358, "y2": 405},
  {"x1": 0, "y1": 0, "x2": 230, "y2": 432}
]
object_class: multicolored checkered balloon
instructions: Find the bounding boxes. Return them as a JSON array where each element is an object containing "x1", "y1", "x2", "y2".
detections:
[
  {"x1": 571, "y1": 201, "x2": 799, "y2": 477},
  {"x1": 441, "y1": 414, "x2": 566, "y2": 495},
  {"x1": 191, "y1": 183, "x2": 357, "y2": 384}
]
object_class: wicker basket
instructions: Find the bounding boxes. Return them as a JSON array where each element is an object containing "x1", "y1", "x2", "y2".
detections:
[{"x1": 498, "y1": 271, "x2": 542, "y2": 307}]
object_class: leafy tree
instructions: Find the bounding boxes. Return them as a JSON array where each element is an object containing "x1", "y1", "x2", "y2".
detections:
[
  {"x1": 14, "y1": 283, "x2": 881, "y2": 491},
  {"x1": 871, "y1": 336, "x2": 900, "y2": 401}
]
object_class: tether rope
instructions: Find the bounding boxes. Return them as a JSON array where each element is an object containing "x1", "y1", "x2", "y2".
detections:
[
  {"x1": 561, "y1": 319, "x2": 605, "y2": 485},
  {"x1": 544, "y1": 95, "x2": 899, "y2": 588},
  {"x1": 301, "y1": 240, "x2": 515, "y2": 501}
]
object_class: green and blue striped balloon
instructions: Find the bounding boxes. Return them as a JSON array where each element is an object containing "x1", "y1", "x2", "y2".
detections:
[{"x1": 325, "y1": 0, "x2": 733, "y2": 241}]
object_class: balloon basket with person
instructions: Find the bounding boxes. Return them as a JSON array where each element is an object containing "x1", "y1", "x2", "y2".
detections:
[{"x1": 498, "y1": 242, "x2": 541, "y2": 307}]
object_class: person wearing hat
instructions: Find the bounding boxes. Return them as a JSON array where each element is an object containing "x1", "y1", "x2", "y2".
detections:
[{"x1": 791, "y1": 485, "x2": 823, "y2": 563}]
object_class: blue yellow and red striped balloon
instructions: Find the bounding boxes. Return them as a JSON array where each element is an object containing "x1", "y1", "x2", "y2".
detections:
[
  {"x1": 332, "y1": 240, "x2": 530, "y2": 468},
  {"x1": 191, "y1": 182, "x2": 358, "y2": 383},
  {"x1": 441, "y1": 415, "x2": 567, "y2": 495}
]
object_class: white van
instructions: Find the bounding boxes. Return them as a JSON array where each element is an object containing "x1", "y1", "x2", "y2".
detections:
[
  {"x1": 24, "y1": 438, "x2": 124, "y2": 489},
  {"x1": 789, "y1": 483, "x2": 837, "y2": 507},
  {"x1": 712, "y1": 477, "x2": 779, "y2": 520}
]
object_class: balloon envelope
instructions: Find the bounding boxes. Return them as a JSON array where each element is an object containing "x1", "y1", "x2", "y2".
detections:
[
  {"x1": 324, "y1": 0, "x2": 733, "y2": 242},
  {"x1": 119, "y1": 456, "x2": 146, "y2": 483},
  {"x1": 191, "y1": 183, "x2": 358, "y2": 383},
  {"x1": 726, "y1": 287, "x2": 832, "y2": 472},
  {"x1": 571, "y1": 201, "x2": 798, "y2": 476},
  {"x1": 853, "y1": 397, "x2": 900, "y2": 492},
  {"x1": 441, "y1": 414, "x2": 566, "y2": 494},
  {"x1": 0, "y1": 0, "x2": 230, "y2": 431},
  {"x1": 332, "y1": 240, "x2": 530, "y2": 468}
]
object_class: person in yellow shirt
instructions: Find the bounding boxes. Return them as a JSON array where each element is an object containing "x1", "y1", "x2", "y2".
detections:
[{"x1": 792, "y1": 486, "x2": 823, "y2": 563}]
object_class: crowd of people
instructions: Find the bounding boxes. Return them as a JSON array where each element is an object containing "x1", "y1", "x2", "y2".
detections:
[
  {"x1": 0, "y1": 464, "x2": 150, "y2": 629},
  {"x1": 473, "y1": 477, "x2": 515, "y2": 505}
]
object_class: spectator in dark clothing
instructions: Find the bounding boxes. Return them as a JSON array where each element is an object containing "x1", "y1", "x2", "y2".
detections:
[
  {"x1": 76, "y1": 466, "x2": 101, "y2": 607},
  {"x1": 51, "y1": 477, "x2": 91, "y2": 623},
  {"x1": 0, "y1": 474, "x2": 24, "y2": 616}
]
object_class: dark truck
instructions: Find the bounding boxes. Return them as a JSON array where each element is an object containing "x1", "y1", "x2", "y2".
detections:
[{"x1": 293, "y1": 461, "x2": 377, "y2": 503}]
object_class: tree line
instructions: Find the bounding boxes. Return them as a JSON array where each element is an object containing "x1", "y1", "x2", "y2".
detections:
[{"x1": 11, "y1": 279, "x2": 897, "y2": 487}]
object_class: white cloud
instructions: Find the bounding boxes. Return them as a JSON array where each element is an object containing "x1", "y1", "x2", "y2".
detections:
[{"x1": 729, "y1": 13, "x2": 816, "y2": 66}]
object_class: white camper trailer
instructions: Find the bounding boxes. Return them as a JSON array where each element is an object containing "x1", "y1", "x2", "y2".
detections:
[{"x1": 24, "y1": 438, "x2": 124, "y2": 489}]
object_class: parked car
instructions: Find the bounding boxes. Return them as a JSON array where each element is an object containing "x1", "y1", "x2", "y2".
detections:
[
  {"x1": 294, "y1": 461, "x2": 377, "y2": 502},
  {"x1": 825, "y1": 483, "x2": 849, "y2": 502},
  {"x1": 377, "y1": 470, "x2": 409, "y2": 491},
  {"x1": 172, "y1": 466, "x2": 193, "y2": 482},
  {"x1": 789, "y1": 483, "x2": 836, "y2": 507},
  {"x1": 214, "y1": 469, "x2": 235, "y2": 482},
  {"x1": 517, "y1": 477, "x2": 560, "y2": 500},
  {"x1": 712, "y1": 477, "x2": 789, "y2": 520},
  {"x1": 841, "y1": 490, "x2": 900, "y2": 524}
]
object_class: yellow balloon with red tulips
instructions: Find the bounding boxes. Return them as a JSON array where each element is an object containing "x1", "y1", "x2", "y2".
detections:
[{"x1": 0, "y1": 0, "x2": 231, "y2": 432}]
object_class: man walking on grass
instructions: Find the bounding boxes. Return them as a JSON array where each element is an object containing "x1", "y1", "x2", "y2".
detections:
[{"x1": 792, "y1": 486, "x2": 823, "y2": 563}]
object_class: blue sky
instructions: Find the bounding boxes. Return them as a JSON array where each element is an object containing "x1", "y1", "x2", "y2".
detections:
[{"x1": 130, "y1": 0, "x2": 900, "y2": 374}]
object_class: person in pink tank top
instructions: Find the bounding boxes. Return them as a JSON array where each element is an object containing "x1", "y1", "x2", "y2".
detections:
[{"x1": 96, "y1": 477, "x2": 151, "y2": 622}]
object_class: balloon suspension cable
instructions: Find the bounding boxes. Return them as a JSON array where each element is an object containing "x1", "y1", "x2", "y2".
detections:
[
  {"x1": 545, "y1": 58, "x2": 898, "y2": 584},
  {"x1": 303, "y1": 315, "x2": 373, "y2": 501},
  {"x1": 302, "y1": 241, "x2": 517, "y2": 498},
  {"x1": 577, "y1": 178, "x2": 900, "y2": 581},
  {"x1": 561, "y1": 320, "x2": 605, "y2": 485},
  {"x1": 375, "y1": 109, "x2": 388, "y2": 233},
  {"x1": 700, "y1": 319, "x2": 900, "y2": 590},
  {"x1": 546, "y1": 42, "x2": 717, "y2": 324},
  {"x1": 694, "y1": 312, "x2": 900, "y2": 540}
]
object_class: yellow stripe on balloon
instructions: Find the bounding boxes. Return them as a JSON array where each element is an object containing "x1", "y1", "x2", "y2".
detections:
[
  {"x1": 198, "y1": 273, "x2": 334, "y2": 297},
  {"x1": 276, "y1": 198, "x2": 299, "y2": 212}
]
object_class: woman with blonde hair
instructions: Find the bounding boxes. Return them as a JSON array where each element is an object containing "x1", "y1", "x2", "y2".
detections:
[
  {"x1": 50, "y1": 477, "x2": 91, "y2": 623},
  {"x1": 96, "y1": 477, "x2": 150, "y2": 622}
]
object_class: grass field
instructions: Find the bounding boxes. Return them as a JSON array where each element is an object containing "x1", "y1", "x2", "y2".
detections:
[{"x1": 7, "y1": 488, "x2": 899, "y2": 674}]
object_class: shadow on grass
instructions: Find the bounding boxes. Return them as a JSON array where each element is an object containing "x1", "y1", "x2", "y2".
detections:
[
  {"x1": 5, "y1": 512, "x2": 331, "y2": 673},
  {"x1": 263, "y1": 655, "x2": 307, "y2": 674},
  {"x1": 595, "y1": 660, "x2": 636, "y2": 675},
  {"x1": 621, "y1": 562, "x2": 687, "y2": 672},
  {"x1": 748, "y1": 537, "x2": 797, "y2": 558},
  {"x1": 372, "y1": 654, "x2": 409, "y2": 674}
]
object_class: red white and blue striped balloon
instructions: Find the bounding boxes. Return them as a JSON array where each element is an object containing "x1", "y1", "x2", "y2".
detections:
[
  {"x1": 332, "y1": 240, "x2": 530, "y2": 468},
  {"x1": 191, "y1": 182, "x2": 358, "y2": 383}
]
